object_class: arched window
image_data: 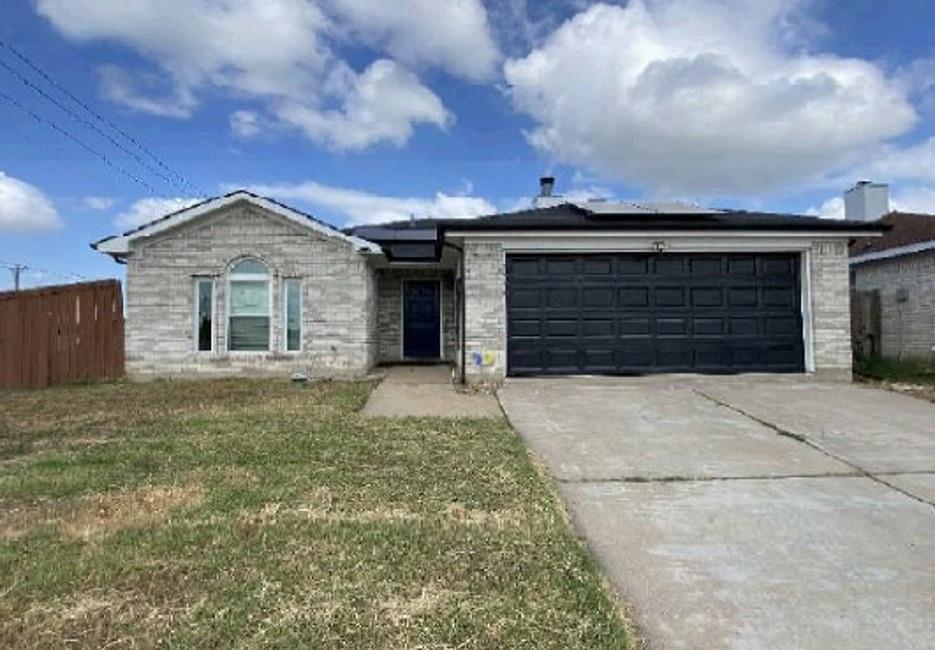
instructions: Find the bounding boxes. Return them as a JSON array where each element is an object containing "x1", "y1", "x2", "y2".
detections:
[{"x1": 228, "y1": 258, "x2": 270, "y2": 351}]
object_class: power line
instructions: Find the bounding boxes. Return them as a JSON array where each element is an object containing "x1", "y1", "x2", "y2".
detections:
[
  {"x1": 1, "y1": 259, "x2": 88, "y2": 291},
  {"x1": 0, "y1": 56, "x2": 187, "y2": 195},
  {"x1": 0, "y1": 38, "x2": 206, "y2": 198},
  {"x1": 0, "y1": 88, "x2": 159, "y2": 194}
]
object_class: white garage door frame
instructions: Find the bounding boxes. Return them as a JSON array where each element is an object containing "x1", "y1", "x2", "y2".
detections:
[{"x1": 449, "y1": 231, "x2": 830, "y2": 375}]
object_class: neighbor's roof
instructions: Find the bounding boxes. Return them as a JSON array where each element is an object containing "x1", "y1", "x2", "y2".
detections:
[
  {"x1": 92, "y1": 190, "x2": 381, "y2": 257},
  {"x1": 850, "y1": 212, "x2": 935, "y2": 264},
  {"x1": 437, "y1": 202, "x2": 885, "y2": 234}
]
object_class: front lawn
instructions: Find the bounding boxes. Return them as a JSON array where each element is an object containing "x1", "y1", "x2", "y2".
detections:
[{"x1": 0, "y1": 379, "x2": 628, "y2": 648}]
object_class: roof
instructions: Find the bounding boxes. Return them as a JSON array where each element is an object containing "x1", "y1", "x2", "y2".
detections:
[
  {"x1": 92, "y1": 190, "x2": 381, "y2": 258},
  {"x1": 438, "y1": 203, "x2": 885, "y2": 234},
  {"x1": 850, "y1": 212, "x2": 935, "y2": 264}
]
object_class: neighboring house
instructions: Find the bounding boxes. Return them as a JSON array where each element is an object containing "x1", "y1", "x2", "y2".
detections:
[
  {"x1": 92, "y1": 180, "x2": 880, "y2": 383},
  {"x1": 848, "y1": 183, "x2": 935, "y2": 362}
]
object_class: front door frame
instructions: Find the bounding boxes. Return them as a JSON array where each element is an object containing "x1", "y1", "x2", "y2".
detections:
[{"x1": 401, "y1": 278, "x2": 443, "y2": 360}]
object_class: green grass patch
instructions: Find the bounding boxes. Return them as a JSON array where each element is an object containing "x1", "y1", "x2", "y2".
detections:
[
  {"x1": 0, "y1": 378, "x2": 628, "y2": 648},
  {"x1": 855, "y1": 356, "x2": 935, "y2": 385}
]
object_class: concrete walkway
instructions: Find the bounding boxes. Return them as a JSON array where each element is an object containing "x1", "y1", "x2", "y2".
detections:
[
  {"x1": 361, "y1": 365, "x2": 502, "y2": 418},
  {"x1": 499, "y1": 375, "x2": 935, "y2": 650}
]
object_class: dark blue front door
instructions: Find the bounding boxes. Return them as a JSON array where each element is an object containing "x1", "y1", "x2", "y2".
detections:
[{"x1": 403, "y1": 280, "x2": 441, "y2": 359}]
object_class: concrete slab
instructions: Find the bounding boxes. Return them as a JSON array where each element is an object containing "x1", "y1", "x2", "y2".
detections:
[
  {"x1": 362, "y1": 365, "x2": 502, "y2": 419},
  {"x1": 562, "y1": 477, "x2": 935, "y2": 649},
  {"x1": 498, "y1": 376, "x2": 935, "y2": 649},
  {"x1": 498, "y1": 379, "x2": 849, "y2": 480},
  {"x1": 699, "y1": 382, "x2": 935, "y2": 473},
  {"x1": 885, "y1": 472, "x2": 935, "y2": 503}
]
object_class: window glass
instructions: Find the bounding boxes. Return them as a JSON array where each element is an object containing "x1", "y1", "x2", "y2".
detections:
[
  {"x1": 196, "y1": 279, "x2": 213, "y2": 351},
  {"x1": 231, "y1": 258, "x2": 268, "y2": 275},
  {"x1": 229, "y1": 259, "x2": 270, "y2": 351},
  {"x1": 285, "y1": 279, "x2": 301, "y2": 351}
]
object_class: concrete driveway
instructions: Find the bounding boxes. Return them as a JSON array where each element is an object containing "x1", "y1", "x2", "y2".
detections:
[{"x1": 499, "y1": 376, "x2": 935, "y2": 650}]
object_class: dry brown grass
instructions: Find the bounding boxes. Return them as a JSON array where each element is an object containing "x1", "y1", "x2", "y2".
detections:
[
  {"x1": 380, "y1": 585, "x2": 462, "y2": 625},
  {"x1": 1, "y1": 484, "x2": 204, "y2": 542}
]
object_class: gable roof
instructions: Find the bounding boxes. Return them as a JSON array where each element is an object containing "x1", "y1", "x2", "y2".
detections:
[
  {"x1": 850, "y1": 212, "x2": 935, "y2": 264},
  {"x1": 437, "y1": 202, "x2": 884, "y2": 234},
  {"x1": 92, "y1": 190, "x2": 381, "y2": 258}
]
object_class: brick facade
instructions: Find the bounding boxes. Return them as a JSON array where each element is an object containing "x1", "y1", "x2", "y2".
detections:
[
  {"x1": 124, "y1": 202, "x2": 377, "y2": 377},
  {"x1": 809, "y1": 240, "x2": 854, "y2": 380},
  {"x1": 462, "y1": 241, "x2": 506, "y2": 383},
  {"x1": 375, "y1": 269, "x2": 457, "y2": 363},
  {"x1": 118, "y1": 199, "x2": 857, "y2": 383},
  {"x1": 852, "y1": 250, "x2": 935, "y2": 362}
]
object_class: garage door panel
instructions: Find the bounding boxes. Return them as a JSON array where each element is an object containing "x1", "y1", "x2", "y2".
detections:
[
  {"x1": 693, "y1": 317, "x2": 725, "y2": 336},
  {"x1": 582, "y1": 287, "x2": 615, "y2": 308},
  {"x1": 583, "y1": 319, "x2": 614, "y2": 337},
  {"x1": 620, "y1": 317, "x2": 652, "y2": 337},
  {"x1": 655, "y1": 287, "x2": 686, "y2": 307},
  {"x1": 620, "y1": 287, "x2": 649, "y2": 307},
  {"x1": 545, "y1": 349, "x2": 578, "y2": 371},
  {"x1": 509, "y1": 319, "x2": 541, "y2": 337},
  {"x1": 657, "y1": 343, "x2": 693, "y2": 368},
  {"x1": 506, "y1": 253, "x2": 804, "y2": 376},
  {"x1": 691, "y1": 287, "x2": 723, "y2": 307},
  {"x1": 657, "y1": 317, "x2": 689, "y2": 337},
  {"x1": 545, "y1": 320, "x2": 578, "y2": 337},
  {"x1": 583, "y1": 258, "x2": 614, "y2": 275},
  {"x1": 508, "y1": 288, "x2": 541, "y2": 308}
]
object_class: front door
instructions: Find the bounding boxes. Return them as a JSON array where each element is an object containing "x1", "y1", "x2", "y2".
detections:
[{"x1": 403, "y1": 280, "x2": 441, "y2": 359}]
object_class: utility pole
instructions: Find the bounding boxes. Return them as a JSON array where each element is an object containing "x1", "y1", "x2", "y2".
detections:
[{"x1": 10, "y1": 264, "x2": 26, "y2": 291}]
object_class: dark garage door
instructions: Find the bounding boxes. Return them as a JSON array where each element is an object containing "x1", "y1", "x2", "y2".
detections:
[{"x1": 506, "y1": 253, "x2": 804, "y2": 376}]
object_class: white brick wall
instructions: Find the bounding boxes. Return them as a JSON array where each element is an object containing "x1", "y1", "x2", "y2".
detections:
[
  {"x1": 462, "y1": 241, "x2": 506, "y2": 383},
  {"x1": 124, "y1": 201, "x2": 377, "y2": 377},
  {"x1": 852, "y1": 250, "x2": 935, "y2": 362},
  {"x1": 460, "y1": 239, "x2": 856, "y2": 384},
  {"x1": 809, "y1": 240, "x2": 853, "y2": 380},
  {"x1": 375, "y1": 269, "x2": 456, "y2": 363}
]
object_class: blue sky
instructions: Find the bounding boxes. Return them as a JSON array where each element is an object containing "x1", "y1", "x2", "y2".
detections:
[{"x1": 0, "y1": 0, "x2": 933, "y2": 289}]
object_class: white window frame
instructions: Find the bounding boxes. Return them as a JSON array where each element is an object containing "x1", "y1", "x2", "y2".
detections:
[
  {"x1": 227, "y1": 259, "x2": 273, "y2": 354},
  {"x1": 282, "y1": 277, "x2": 303, "y2": 353},
  {"x1": 193, "y1": 277, "x2": 216, "y2": 353}
]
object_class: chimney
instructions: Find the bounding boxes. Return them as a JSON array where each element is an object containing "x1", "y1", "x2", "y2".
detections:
[
  {"x1": 844, "y1": 181, "x2": 889, "y2": 221},
  {"x1": 532, "y1": 176, "x2": 563, "y2": 208},
  {"x1": 539, "y1": 176, "x2": 555, "y2": 197}
]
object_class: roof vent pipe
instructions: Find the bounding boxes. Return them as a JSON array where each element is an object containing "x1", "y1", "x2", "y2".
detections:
[{"x1": 539, "y1": 176, "x2": 555, "y2": 197}]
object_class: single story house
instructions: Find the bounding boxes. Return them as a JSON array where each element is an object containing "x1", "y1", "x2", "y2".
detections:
[
  {"x1": 850, "y1": 209, "x2": 935, "y2": 362},
  {"x1": 92, "y1": 179, "x2": 881, "y2": 383}
]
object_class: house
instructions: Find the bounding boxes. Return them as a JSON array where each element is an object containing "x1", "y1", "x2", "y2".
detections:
[
  {"x1": 92, "y1": 178, "x2": 881, "y2": 383},
  {"x1": 848, "y1": 182, "x2": 935, "y2": 362}
]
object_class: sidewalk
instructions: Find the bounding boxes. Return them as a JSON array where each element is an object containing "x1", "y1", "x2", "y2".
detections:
[{"x1": 361, "y1": 365, "x2": 502, "y2": 418}]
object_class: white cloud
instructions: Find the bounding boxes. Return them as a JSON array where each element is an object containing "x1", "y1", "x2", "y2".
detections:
[
  {"x1": 114, "y1": 197, "x2": 200, "y2": 229},
  {"x1": 806, "y1": 196, "x2": 844, "y2": 220},
  {"x1": 98, "y1": 65, "x2": 197, "y2": 118},
  {"x1": 503, "y1": 1, "x2": 918, "y2": 196},
  {"x1": 273, "y1": 60, "x2": 450, "y2": 150},
  {"x1": 229, "y1": 110, "x2": 264, "y2": 138},
  {"x1": 36, "y1": 0, "x2": 495, "y2": 150},
  {"x1": 0, "y1": 172, "x2": 61, "y2": 232},
  {"x1": 247, "y1": 180, "x2": 495, "y2": 225},
  {"x1": 328, "y1": 0, "x2": 499, "y2": 81},
  {"x1": 892, "y1": 186, "x2": 935, "y2": 214},
  {"x1": 81, "y1": 196, "x2": 116, "y2": 210}
]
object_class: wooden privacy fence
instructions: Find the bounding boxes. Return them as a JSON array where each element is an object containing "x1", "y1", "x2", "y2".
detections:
[{"x1": 0, "y1": 280, "x2": 124, "y2": 389}]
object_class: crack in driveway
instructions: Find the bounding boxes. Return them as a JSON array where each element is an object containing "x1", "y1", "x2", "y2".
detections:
[{"x1": 692, "y1": 388, "x2": 935, "y2": 509}]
